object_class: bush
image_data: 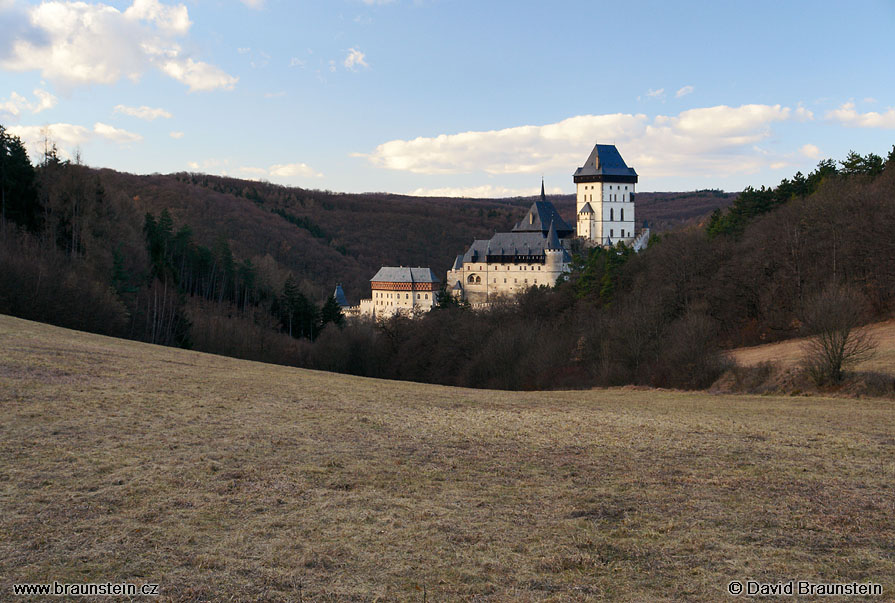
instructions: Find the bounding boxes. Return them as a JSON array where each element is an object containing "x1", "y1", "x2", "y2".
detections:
[{"x1": 800, "y1": 284, "x2": 877, "y2": 385}]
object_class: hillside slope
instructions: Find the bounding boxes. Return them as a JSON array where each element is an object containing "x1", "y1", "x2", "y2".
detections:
[
  {"x1": 2, "y1": 314, "x2": 893, "y2": 600},
  {"x1": 728, "y1": 318, "x2": 895, "y2": 375},
  {"x1": 99, "y1": 170, "x2": 734, "y2": 302}
]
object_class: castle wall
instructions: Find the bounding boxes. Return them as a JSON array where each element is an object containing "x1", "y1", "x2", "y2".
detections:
[{"x1": 446, "y1": 256, "x2": 568, "y2": 304}]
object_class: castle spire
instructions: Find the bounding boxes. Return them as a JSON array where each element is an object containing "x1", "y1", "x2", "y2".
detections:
[
  {"x1": 540, "y1": 178, "x2": 546, "y2": 201},
  {"x1": 546, "y1": 219, "x2": 560, "y2": 250}
]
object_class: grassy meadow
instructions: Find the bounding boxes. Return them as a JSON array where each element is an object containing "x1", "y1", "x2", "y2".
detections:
[
  {"x1": 730, "y1": 319, "x2": 895, "y2": 376},
  {"x1": 1, "y1": 314, "x2": 894, "y2": 601}
]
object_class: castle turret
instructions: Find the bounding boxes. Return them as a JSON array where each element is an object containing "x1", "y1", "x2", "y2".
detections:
[
  {"x1": 573, "y1": 144, "x2": 637, "y2": 246},
  {"x1": 544, "y1": 220, "x2": 565, "y2": 276}
]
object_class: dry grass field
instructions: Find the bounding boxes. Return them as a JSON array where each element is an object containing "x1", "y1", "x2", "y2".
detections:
[
  {"x1": 729, "y1": 319, "x2": 895, "y2": 376},
  {"x1": 2, "y1": 314, "x2": 894, "y2": 601}
]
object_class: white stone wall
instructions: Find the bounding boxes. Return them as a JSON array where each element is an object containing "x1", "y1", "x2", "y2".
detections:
[
  {"x1": 576, "y1": 180, "x2": 636, "y2": 245},
  {"x1": 360, "y1": 286, "x2": 436, "y2": 319},
  {"x1": 446, "y1": 256, "x2": 569, "y2": 304}
]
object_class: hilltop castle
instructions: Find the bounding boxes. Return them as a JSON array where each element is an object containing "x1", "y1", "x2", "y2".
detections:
[
  {"x1": 354, "y1": 144, "x2": 647, "y2": 314},
  {"x1": 448, "y1": 144, "x2": 647, "y2": 305}
]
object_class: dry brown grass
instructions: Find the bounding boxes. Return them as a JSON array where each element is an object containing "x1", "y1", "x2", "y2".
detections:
[
  {"x1": 2, "y1": 314, "x2": 894, "y2": 601},
  {"x1": 729, "y1": 319, "x2": 895, "y2": 376}
]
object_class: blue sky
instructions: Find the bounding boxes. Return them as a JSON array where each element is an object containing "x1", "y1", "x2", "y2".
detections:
[{"x1": 2, "y1": 0, "x2": 894, "y2": 196}]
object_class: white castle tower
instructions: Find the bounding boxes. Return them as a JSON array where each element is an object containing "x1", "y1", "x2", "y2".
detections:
[{"x1": 573, "y1": 144, "x2": 638, "y2": 246}]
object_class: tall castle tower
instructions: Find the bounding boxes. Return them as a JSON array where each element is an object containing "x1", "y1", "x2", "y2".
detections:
[{"x1": 573, "y1": 144, "x2": 638, "y2": 246}]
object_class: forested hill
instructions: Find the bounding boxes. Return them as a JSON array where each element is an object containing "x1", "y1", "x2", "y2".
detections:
[{"x1": 90, "y1": 170, "x2": 735, "y2": 304}]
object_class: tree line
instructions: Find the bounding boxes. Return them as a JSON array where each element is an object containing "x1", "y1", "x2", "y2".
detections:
[
  {"x1": 0, "y1": 124, "x2": 344, "y2": 357},
  {"x1": 2, "y1": 120, "x2": 893, "y2": 391}
]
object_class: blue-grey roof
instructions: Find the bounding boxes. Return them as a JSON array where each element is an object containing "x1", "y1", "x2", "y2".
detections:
[
  {"x1": 451, "y1": 280, "x2": 463, "y2": 291},
  {"x1": 370, "y1": 266, "x2": 439, "y2": 283},
  {"x1": 332, "y1": 284, "x2": 349, "y2": 307},
  {"x1": 461, "y1": 231, "x2": 571, "y2": 263},
  {"x1": 512, "y1": 200, "x2": 573, "y2": 237},
  {"x1": 578, "y1": 202, "x2": 595, "y2": 214},
  {"x1": 546, "y1": 220, "x2": 561, "y2": 250},
  {"x1": 573, "y1": 144, "x2": 638, "y2": 182},
  {"x1": 451, "y1": 254, "x2": 464, "y2": 271}
]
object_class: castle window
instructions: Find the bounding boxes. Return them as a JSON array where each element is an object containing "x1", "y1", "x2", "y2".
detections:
[
  {"x1": 524, "y1": 279, "x2": 527, "y2": 284},
  {"x1": 406, "y1": 294, "x2": 409, "y2": 299},
  {"x1": 504, "y1": 278, "x2": 507, "y2": 283},
  {"x1": 467, "y1": 275, "x2": 475, "y2": 283},
  {"x1": 621, "y1": 229, "x2": 625, "y2": 237},
  {"x1": 610, "y1": 208, "x2": 614, "y2": 221},
  {"x1": 475, "y1": 276, "x2": 481, "y2": 284},
  {"x1": 425, "y1": 294, "x2": 428, "y2": 299},
  {"x1": 621, "y1": 208, "x2": 624, "y2": 221},
  {"x1": 514, "y1": 279, "x2": 518, "y2": 284},
  {"x1": 610, "y1": 229, "x2": 614, "y2": 238}
]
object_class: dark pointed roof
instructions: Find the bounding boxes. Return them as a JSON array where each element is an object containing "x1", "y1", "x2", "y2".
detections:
[
  {"x1": 573, "y1": 144, "x2": 638, "y2": 183},
  {"x1": 578, "y1": 202, "x2": 595, "y2": 214},
  {"x1": 545, "y1": 220, "x2": 561, "y2": 250},
  {"x1": 332, "y1": 284, "x2": 349, "y2": 307},
  {"x1": 512, "y1": 182, "x2": 573, "y2": 237}
]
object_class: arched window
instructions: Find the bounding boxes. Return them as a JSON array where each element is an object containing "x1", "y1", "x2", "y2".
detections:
[
  {"x1": 425, "y1": 294, "x2": 428, "y2": 300},
  {"x1": 467, "y1": 274, "x2": 476, "y2": 283},
  {"x1": 475, "y1": 276, "x2": 481, "y2": 284}
]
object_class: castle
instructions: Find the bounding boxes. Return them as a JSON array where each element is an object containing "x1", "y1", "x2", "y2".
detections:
[
  {"x1": 447, "y1": 144, "x2": 647, "y2": 305},
  {"x1": 354, "y1": 144, "x2": 647, "y2": 315}
]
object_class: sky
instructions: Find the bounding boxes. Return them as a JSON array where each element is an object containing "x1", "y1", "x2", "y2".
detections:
[{"x1": 1, "y1": 0, "x2": 894, "y2": 197}]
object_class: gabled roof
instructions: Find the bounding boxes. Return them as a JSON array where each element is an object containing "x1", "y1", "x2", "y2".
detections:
[
  {"x1": 510, "y1": 179, "x2": 573, "y2": 237},
  {"x1": 370, "y1": 266, "x2": 439, "y2": 283},
  {"x1": 332, "y1": 284, "x2": 349, "y2": 307},
  {"x1": 578, "y1": 202, "x2": 595, "y2": 214},
  {"x1": 461, "y1": 231, "x2": 571, "y2": 263},
  {"x1": 573, "y1": 144, "x2": 638, "y2": 183},
  {"x1": 451, "y1": 254, "x2": 464, "y2": 271}
]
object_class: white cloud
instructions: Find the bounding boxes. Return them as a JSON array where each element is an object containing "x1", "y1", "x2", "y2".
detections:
[
  {"x1": 6, "y1": 120, "x2": 141, "y2": 159},
  {"x1": 94, "y1": 122, "x2": 142, "y2": 143},
  {"x1": 646, "y1": 88, "x2": 665, "y2": 99},
  {"x1": 675, "y1": 85, "x2": 694, "y2": 98},
  {"x1": 190, "y1": 161, "x2": 322, "y2": 183},
  {"x1": 169, "y1": 131, "x2": 184, "y2": 139},
  {"x1": 825, "y1": 101, "x2": 895, "y2": 129},
  {"x1": 162, "y1": 58, "x2": 237, "y2": 92},
  {"x1": 114, "y1": 104, "x2": 172, "y2": 120},
  {"x1": 409, "y1": 184, "x2": 564, "y2": 198},
  {"x1": 237, "y1": 47, "x2": 251, "y2": 55},
  {"x1": 0, "y1": 89, "x2": 57, "y2": 118},
  {"x1": 240, "y1": 0, "x2": 265, "y2": 8},
  {"x1": 1, "y1": 0, "x2": 235, "y2": 91},
  {"x1": 358, "y1": 104, "x2": 806, "y2": 180},
  {"x1": 7, "y1": 123, "x2": 91, "y2": 160},
  {"x1": 800, "y1": 144, "x2": 822, "y2": 159},
  {"x1": 343, "y1": 48, "x2": 368, "y2": 70},
  {"x1": 289, "y1": 57, "x2": 306, "y2": 68},
  {"x1": 269, "y1": 162, "x2": 323, "y2": 179}
]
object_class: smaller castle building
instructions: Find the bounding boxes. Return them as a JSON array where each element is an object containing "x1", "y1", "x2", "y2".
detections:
[{"x1": 357, "y1": 266, "x2": 440, "y2": 319}]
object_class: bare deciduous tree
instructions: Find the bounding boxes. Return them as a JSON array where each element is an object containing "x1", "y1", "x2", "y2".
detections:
[{"x1": 801, "y1": 284, "x2": 877, "y2": 385}]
